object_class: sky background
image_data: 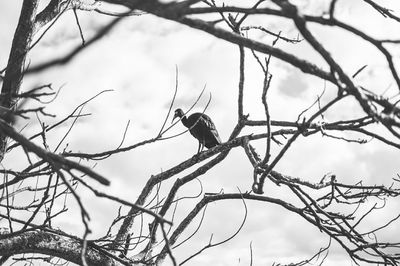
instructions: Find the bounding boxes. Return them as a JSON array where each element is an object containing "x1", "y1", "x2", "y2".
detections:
[{"x1": 1, "y1": 0, "x2": 400, "y2": 265}]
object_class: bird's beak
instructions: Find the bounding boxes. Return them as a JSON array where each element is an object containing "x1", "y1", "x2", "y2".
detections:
[{"x1": 171, "y1": 113, "x2": 178, "y2": 124}]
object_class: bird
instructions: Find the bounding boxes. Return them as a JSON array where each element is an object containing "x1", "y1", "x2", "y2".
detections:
[{"x1": 172, "y1": 108, "x2": 222, "y2": 153}]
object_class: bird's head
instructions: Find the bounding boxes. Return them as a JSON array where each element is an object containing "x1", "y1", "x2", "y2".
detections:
[{"x1": 172, "y1": 108, "x2": 185, "y2": 123}]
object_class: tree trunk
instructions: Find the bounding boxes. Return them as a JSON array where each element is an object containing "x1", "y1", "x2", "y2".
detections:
[{"x1": 0, "y1": 0, "x2": 38, "y2": 161}]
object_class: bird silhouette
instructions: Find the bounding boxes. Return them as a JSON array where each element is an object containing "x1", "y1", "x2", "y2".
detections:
[{"x1": 172, "y1": 108, "x2": 221, "y2": 153}]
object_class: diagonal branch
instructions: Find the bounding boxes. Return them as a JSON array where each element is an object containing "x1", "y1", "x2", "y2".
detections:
[{"x1": 0, "y1": 119, "x2": 110, "y2": 186}]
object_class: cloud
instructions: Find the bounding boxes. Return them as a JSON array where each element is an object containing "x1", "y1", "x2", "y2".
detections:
[{"x1": 277, "y1": 68, "x2": 309, "y2": 98}]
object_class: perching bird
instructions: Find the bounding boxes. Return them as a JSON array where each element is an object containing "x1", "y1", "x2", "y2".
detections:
[{"x1": 172, "y1": 108, "x2": 221, "y2": 153}]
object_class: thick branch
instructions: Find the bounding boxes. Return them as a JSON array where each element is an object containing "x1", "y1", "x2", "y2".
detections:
[
  {"x1": 101, "y1": 0, "x2": 334, "y2": 82},
  {"x1": 0, "y1": 230, "x2": 121, "y2": 266},
  {"x1": 0, "y1": 0, "x2": 39, "y2": 161},
  {"x1": 34, "y1": 0, "x2": 65, "y2": 31}
]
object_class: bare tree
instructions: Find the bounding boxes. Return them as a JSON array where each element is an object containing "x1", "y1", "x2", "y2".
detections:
[{"x1": 1, "y1": 0, "x2": 400, "y2": 265}]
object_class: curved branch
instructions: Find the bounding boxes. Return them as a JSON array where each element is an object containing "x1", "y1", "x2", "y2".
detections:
[{"x1": 0, "y1": 230, "x2": 123, "y2": 266}]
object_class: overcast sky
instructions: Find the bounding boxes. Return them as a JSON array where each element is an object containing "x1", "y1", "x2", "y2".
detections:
[{"x1": 1, "y1": 1, "x2": 400, "y2": 265}]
